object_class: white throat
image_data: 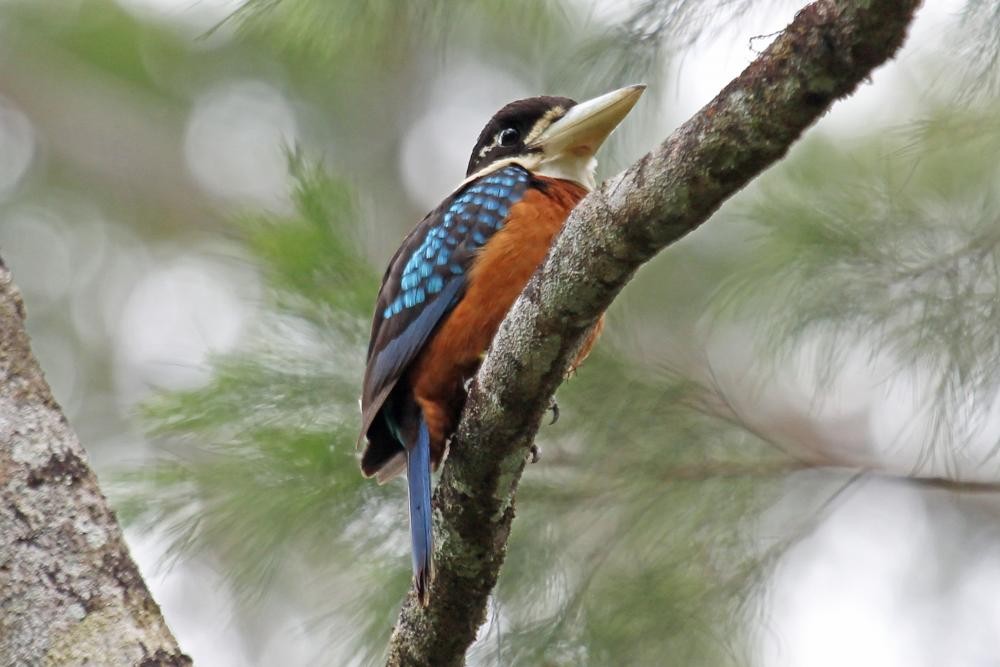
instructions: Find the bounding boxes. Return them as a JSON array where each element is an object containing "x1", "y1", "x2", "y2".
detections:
[
  {"x1": 462, "y1": 153, "x2": 598, "y2": 191},
  {"x1": 534, "y1": 153, "x2": 597, "y2": 190}
]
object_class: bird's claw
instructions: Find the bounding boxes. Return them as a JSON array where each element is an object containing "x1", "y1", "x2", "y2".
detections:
[
  {"x1": 547, "y1": 396, "x2": 560, "y2": 425},
  {"x1": 529, "y1": 443, "x2": 541, "y2": 464},
  {"x1": 462, "y1": 376, "x2": 474, "y2": 394}
]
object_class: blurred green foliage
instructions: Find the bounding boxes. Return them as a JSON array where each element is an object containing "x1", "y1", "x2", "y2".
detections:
[{"x1": 714, "y1": 106, "x2": 1000, "y2": 456}]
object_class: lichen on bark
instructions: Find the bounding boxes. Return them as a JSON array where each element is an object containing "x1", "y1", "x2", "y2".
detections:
[{"x1": 0, "y1": 258, "x2": 190, "y2": 666}]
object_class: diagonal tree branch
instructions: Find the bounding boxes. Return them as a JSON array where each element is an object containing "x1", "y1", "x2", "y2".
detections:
[
  {"x1": 385, "y1": 0, "x2": 921, "y2": 664},
  {"x1": 0, "y1": 259, "x2": 190, "y2": 666}
]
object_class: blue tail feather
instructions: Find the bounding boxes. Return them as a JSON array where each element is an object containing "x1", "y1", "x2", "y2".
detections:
[{"x1": 406, "y1": 418, "x2": 433, "y2": 605}]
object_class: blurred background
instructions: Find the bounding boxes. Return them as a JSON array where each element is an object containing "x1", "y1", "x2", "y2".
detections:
[{"x1": 3, "y1": 0, "x2": 1000, "y2": 664}]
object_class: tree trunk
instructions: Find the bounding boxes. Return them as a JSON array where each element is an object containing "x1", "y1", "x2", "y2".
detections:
[
  {"x1": 0, "y1": 259, "x2": 190, "y2": 666},
  {"x1": 385, "y1": 0, "x2": 922, "y2": 664}
]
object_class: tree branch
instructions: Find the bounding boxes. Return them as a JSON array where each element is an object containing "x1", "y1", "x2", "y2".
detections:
[
  {"x1": 0, "y1": 259, "x2": 190, "y2": 666},
  {"x1": 385, "y1": 0, "x2": 921, "y2": 664}
]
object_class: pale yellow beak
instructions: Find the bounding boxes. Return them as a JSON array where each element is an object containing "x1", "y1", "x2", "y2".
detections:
[{"x1": 529, "y1": 84, "x2": 646, "y2": 158}]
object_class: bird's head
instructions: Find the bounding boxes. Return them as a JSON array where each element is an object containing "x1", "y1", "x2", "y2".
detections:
[{"x1": 465, "y1": 84, "x2": 645, "y2": 190}]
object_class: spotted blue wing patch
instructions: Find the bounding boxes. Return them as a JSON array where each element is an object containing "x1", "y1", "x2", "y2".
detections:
[
  {"x1": 360, "y1": 164, "x2": 532, "y2": 433},
  {"x1": 380, "y1": 166, "x2": 530, "y2": 321}
]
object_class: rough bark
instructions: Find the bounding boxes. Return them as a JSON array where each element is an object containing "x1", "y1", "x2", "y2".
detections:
[
  {"x1": 385, "y1": 0, "x2": 922, "y2": 664},
  {"x1": 0, "y1": 259, "x2": 190, "y2": 666}
]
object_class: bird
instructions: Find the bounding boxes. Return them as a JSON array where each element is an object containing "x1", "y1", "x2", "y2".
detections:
[{"x1": 358, "y1": 84, "x2": 645, "y2": 605}]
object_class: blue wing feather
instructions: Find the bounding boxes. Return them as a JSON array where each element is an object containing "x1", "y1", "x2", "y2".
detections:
[
  {"x1": 359, "y1": 165, "x2": 532, "y2": 454},
  {"x1": 368, "y1": 278, "x2": 463, "y2": 398},
  {"x1": 359, "y1": 164, "x2": 531, "y2": 462},
  {"x1": 359, "y1": 164, "x2": 532, "y2": 471}
]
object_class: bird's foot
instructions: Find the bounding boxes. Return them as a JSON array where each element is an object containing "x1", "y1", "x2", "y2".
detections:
[
  {"x1": 529, "y1": 443, "x2": 541, "y2": 464},
  {"x1": 547, "y1": 396, "x2": 560, "y2": 425},
  {"x1": 462, "y1": 375, "x2": 474, "y2": 394}
]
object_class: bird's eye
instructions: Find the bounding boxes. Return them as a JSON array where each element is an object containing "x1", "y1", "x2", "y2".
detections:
[{"x1": 498, "y1": 128, "x2": 520, "y2": 147}]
